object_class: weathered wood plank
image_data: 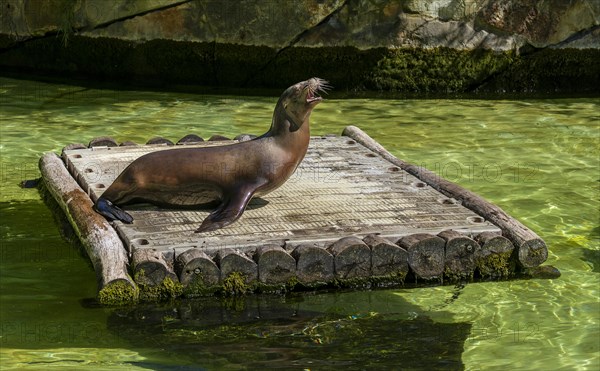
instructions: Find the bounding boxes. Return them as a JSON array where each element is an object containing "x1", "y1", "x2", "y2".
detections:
[{"x1": 62, "y1": 136, "x2": 501, "y2": 259}]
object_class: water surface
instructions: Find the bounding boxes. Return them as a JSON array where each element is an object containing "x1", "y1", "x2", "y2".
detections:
[{"x1": 0, "y1": 77, "x2": 598, "y2": 370}]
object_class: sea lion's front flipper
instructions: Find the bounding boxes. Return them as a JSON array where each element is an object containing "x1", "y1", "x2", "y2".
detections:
[
  {"x1": 195, "y1": 186, "x2": 257, "y2": 233},
  {"x1": 95, "y1": 197, "x2": 134, "y2": 224}
]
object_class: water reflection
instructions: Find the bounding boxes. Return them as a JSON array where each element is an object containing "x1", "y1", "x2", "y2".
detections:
[{"x1": 106, "y1": 292, "x2": 471, "y2": 369}]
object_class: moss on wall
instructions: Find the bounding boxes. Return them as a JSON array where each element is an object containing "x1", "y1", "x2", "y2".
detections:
[
  {"x1": 368, "y1": 47, "x2": 516, "y2": 93},
  {"x1": 1, "y1": 35, "x2": 598, "y2": 94},
  {"x1": 479, "y1": 48, "x2": 600, "y2": 93}
]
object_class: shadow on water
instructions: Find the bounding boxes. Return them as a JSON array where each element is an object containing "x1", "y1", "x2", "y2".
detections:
[
  {"x1": 105, "y1": 292, "x2": 472, "y2": 370},
  {"x1": 582, "y1": 225, "x2": 600, "y2": 273}
]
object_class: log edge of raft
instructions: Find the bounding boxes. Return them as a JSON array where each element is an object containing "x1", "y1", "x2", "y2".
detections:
[
  {"x1": 342, "y1": 125, "x2": 549, "y2": 268},
  {"x1": 39, "y1": 152, "x2": 138, "y2": 304}
]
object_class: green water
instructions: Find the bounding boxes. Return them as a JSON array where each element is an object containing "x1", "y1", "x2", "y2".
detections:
[{"x1": 0, "y1": 77, "x2": 598, "y2": 370}]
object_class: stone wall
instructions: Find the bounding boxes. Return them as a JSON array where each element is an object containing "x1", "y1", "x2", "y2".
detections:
[{"x1": 1, "y1": 0, "x2": 599, "y2": 93}]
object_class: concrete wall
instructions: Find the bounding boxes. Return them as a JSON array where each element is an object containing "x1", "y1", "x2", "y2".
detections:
[{"x1": 1, "y1": 0, "x2": 599, "y2": 93}]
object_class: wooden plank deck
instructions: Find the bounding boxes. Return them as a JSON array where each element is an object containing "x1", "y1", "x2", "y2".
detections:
[{"x1": 63, "y1": 136, "x2": 500, "y2": 253}]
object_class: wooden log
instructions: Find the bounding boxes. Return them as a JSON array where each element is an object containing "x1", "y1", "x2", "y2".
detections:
[
  {"x1": 39, "y1": 152, "x2": 137, "y2": 304},
  {"x1": 177, "y1": 134, "x2": 204, "y2": 144},
  {"x1": 216, "y1": 249, "x2": 258, "y2": 284},
  {"x1": 438, "y1": 230, "x2": 480, "y2": 280},
  {"x1": 363, "y1": 234, "x2": 408, "y2": 277},
  {"x1": 326, "y1": 236, "x2": 371, "y2": 279},
  {"x1": 89, "y1": 136, "x2": 118, "y2": 147},
  {"x1": 61, "y1": 143, "x2": 86, "y2": 155},
  {"x1": 343, "y1": 125, "x2": 548, "y2": 267},
  {"x1": 175, "y1": 248, "x2": 220, "y2": 287},
  {"x1": 475, "y1": 232, "x2": 515, "y2": 278},
  {"x1": 397, "y1": 233, "x2": 445, "y2": 280},
  {"x1": 132, "y1": 248, "x2": 179, "y2": 286},
  {"x1": 146, "y1": 137, "x2": 174, "y2": 145},
  {"x1": 291, "y1": 244, "x2": 334, "y2": 283},
  {"x1": 234, "y1": 134, "x2": 257, "y2": 142},
  {"x1": 253, "y1": 245, "x2": 296, "y2": 284},
  {"x1": 208, "y1": 134, "x2": 230, "y2": 141},
  {"x1": 515, "y1": 237, "x2": 548, "y2": 268}
]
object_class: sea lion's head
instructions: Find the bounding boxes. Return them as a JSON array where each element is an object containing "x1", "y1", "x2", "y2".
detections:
[{"x1": 275, "y1": 77, "x2": 330, "y2": 132}]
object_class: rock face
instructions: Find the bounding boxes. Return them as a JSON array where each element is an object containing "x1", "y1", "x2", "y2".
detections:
[{"x1": 1, "y1": 0, "x2": 598, "y2": 93}]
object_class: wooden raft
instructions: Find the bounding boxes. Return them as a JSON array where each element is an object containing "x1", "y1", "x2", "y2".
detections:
[{"x1": 39, "y1": 126, "x2": 554, "y2": 303}]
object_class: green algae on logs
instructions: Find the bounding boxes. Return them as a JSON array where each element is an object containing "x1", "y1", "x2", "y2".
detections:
[
  {"x1": 332, "y1": 274, "x2": 407, "y2": 290},
  {"x1": 98, "y1": 279, "x2": 139, "y2": 305},
  {"x1": 252, "y1": 276, "x2": 301, "y2": 295},
  {"x1": 222, "y1": 272, "x2": 252, "y2": 296},
  {"x1": 134, "y1": 269, "x2": 184, "y2": 301},
  {"x1": 444, "y1": 267, "x2": 475, "y2": 284},
  {"x1": 476, "y1": 250, "x2": 514, "y2": 278},
  {"x1": 182, "y1": 273, "x2": 220, "y2": 298}
]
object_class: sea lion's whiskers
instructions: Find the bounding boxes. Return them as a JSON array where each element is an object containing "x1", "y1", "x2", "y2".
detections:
[
  {"x1": 318, "y1": 81, "x2": 333, "y2": 94},
  {"x1": 306, "y1": 79, "x2": 331, "y2": 102}
]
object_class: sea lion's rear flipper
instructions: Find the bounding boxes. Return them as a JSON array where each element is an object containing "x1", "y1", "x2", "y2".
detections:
[
  {"x1": 195, "y1": 186, "x2": 257, "y2": 233},
  {"x1": 95, "y1": 197, "x2": 134, "y2": 224}
]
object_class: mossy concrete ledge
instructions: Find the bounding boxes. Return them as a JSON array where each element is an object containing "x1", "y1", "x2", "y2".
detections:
[
  {"x1": 40, "y1": 126, "x2": 561, "y2": 303},
  {"x1": 39, "y1": 152, "x2": 138, "y2": 305}
]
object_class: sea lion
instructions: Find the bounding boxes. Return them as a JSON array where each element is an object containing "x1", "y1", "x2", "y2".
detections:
[{"x1": 95, "y1": 77, "x2": 329, "y2": 233}]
